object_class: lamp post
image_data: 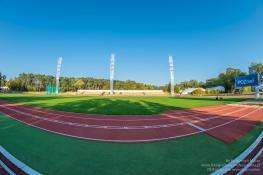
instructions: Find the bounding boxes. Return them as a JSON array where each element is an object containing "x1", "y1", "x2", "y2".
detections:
[
  {"x1": 110, "y1": 54, "x2": 115, "y2": 95},
  {"x1": 169, "y1": 56, "x2": 174, "y2": 96}
]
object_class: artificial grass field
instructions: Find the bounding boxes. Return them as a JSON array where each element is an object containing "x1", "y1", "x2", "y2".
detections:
[{"x1": 0, "y1": 94, "x2": 261, "y2": 174}]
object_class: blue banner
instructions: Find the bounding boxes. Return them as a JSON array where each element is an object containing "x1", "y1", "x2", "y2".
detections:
[{"x1": 235, "y1": 74, "x2": 259, "y2": 87}]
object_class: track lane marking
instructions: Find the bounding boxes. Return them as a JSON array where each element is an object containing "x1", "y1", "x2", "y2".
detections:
[
  {"x1": 0, "y1": 146, "x2": 41, "y2": 175},
  {"x1": 2, "y1": 101, "x2": 234, "y2": 121},
  {"x1": 0, "y1": 111, "x2": 203, "y2": 142},
  {"x1": 186, "y1": 122, "x2": 206, "y2": 132},
  {"x1": 211, "y1": 131, "x2": 263, "y2": 175},
  {"x1": 0, "y1": 160, "x2": 15, "y2": 175},
  {"x1": 0, "y1": 105, "x2": 253, "y2": 130},
  {"x1": 237, "y1": 148, "x2": 263, "y2": 175},
  {"x1": 6, "y1": 103, "x2": 239, "y2": 122},
  {"x1": 0, "y1": 107, "x2": 261, "y2": 143},
  {"x1": 204, "y1": 107, "x2": 262, "y2": 132}
]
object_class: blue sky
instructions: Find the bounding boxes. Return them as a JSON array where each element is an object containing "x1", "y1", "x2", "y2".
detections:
[{"x1": 0, "y1": 0, "x2": 263, "y2": 85}]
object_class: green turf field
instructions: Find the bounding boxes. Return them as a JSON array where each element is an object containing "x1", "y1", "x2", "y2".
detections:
[
  {"x1": 0, "y1": 94, "x2": 261, "y2": 175},
  {"x1": 0, "y1": 94, "x2": 246, "y2": 115}
]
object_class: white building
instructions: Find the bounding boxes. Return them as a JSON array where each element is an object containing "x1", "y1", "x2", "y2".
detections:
[
  {"x1": 0, "y1": 86, "x2": 10, "y2": 92},
  {"x1": 208, "y1": 86, "x2": 225, "y2": 92},
  {"x1": 180, "y1": 88, "x2": 205, "y2": 95},
  {"x1": 77, "y1": 89, "x2": 165, "y2": 96}
]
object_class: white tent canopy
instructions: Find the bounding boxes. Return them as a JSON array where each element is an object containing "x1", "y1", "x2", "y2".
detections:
[{"x1": 208, "y1": 86, "x2": 225, "y2": 92}]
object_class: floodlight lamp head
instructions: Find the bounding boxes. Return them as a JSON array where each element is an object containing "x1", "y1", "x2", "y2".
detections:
[
  {"x1": 111, "y1": 54, "x2": 115, "y2": 61},
  {"x1": 58, "y1": 57, "x2": 63, "y2": 64},
  {"x1": 168, "y1": 56, "x2": 173, "y2": 64}
]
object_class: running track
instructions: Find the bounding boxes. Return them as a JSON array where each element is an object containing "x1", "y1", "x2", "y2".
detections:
[{"x1": 0, "y1": 101, "x2": 262, "y2": 143}]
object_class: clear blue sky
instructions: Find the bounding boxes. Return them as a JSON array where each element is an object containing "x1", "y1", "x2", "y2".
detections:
[{"x1": 0, "y1": 0, "x2": 263, "y2": 85}]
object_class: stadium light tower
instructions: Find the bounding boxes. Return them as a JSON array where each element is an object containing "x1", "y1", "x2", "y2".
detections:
[
  {"x1": 169, "y1": 56, "x2": 174, "y2": 96},
  {"x1": 110, "y1": 54, "x2": 115, "y2": 95},
  {"x1": 55, "y1": 57, "x2": 63, "y2": 95}
]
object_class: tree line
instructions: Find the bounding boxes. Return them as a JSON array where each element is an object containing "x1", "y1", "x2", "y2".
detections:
[
  {"x1": 4, "y1": 73, "x2": 159, "y2": 92},
  {"x1": 1, "y1": 62, "x2": 263, "y2": 93},
  {"x1": 163, "y1": 63, "x2": 263, "y2": 93}
]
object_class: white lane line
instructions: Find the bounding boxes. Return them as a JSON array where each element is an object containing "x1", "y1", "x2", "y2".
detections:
[
  {"x1": 0, "y1": 106, "x2": 253, "y2": 130},
  {"x1": 10, "y1": 105, "x2": 175, "y2": 121},
  {"x1": 167, "y1": 105, "x2": 232, "y2": 115},
  {"x1": 0, "y1": 105, "x2": 251, "y2": 130},
  {"x1": 190, "y1": 107, "x2": 257, "y2": 125},
  {"x1": 211, "y1": 131, "x2": 263, "y2": 175},
  {"x1": 9, "y1": 104, "x2": 239, "y2": 122},
  {"x1": 0, "y1": 109, "x2": 261, "y2": 143},
  {"x1": 0, "y1": 160, "x2": 16, "y2": 175},
  {"x1": 162, "y1": 106, "x2": 241, "y2": 119},
  {"x1": 0, "y1": 112, "x2": 204, "y2": 143},
  {"x1": 168, "y1": 105, "x2": 227, "y2": 113},
  {"x1": 8, "y1": 102, "x2": 235, "y2": 121},
  {"x1": 0, "y1": 146, "x2": 41, "y2": 175},
  {"x1": 186, "y1": 122, "x2": 206, "y2": 132},
  {"x1": 237, "y1": 147, "x2": 263, "y2": 175},
  {"x1": 205, "y1": 107, "x2": 261, "y2": 132},
  {"x1": 0, "y1": 106, "x2": 186, "y2": 129}
]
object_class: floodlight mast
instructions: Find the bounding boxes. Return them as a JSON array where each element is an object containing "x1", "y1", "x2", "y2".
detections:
[
  {"x1": 110, "y1": 54, "x2": 115, "y2": 95},
  {"x1": 55, "y1": 57, "x2": 63, "y2": 95},
  {"x1": 169, "y1": 56, "x2": 174, "y2": 96}
]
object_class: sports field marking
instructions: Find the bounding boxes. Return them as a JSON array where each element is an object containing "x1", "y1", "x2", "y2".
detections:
[
  {"x1": 211, "y1": 131, "x2": 263, "y2": 175},
  {"x1": 0, "y1": 106, "x2": 261, "y2": 143},
  {"x1": 0, "y1": 112, "x2": 204, "y2": 142},
  {"x1": 9, "y1": 103, "x2": 237, "y2": 122},
  {"x1": 0, "y1": 146, "x2": 41, "y2": 175},
  {"x1": 0, "y1": 160, "x2": 15, "y2": 175},
  {"x1": 0, "y1": 105, "x2": 251, "y2": 130},
  {"x1": 161, "y1": 106, "x2": 237, "y2": 120},
  {"x1": 1, "y1": 106, "x2": 187, "y2": 129},
  {"x1": 167, "y1": 105, "x2": 228, "y2": 114},
  {"x1": 186, "y1": 122, "x2": 206, "y2": 131},
  {"x1": 202, "y1": 107, "x2": 262, "y2": 132},
  {"x1": 168, "y1": 107, "x2": 250, "y2": 125},
  {"x1": 237, "y1": 148, "x2": 263, "y2": 175},
  {"x1": 0, "y1": 101, "x2": 261, "y2": 142},
  {"x1": 10, "y1": 102, "x2": 228, "y2": 118}
]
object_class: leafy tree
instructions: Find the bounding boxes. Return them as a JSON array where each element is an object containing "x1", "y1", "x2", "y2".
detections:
[
  {"x1": 192, "y1": 88, "x2": 206, "y2": 95},
  {"x1": 249, "y1": 62, "x2": 263, "y2": 81},
  {"x1": 0, "y1": 72, "x2": 7, "y2": 87},
  {"x1": 224, "y1": 68, "x2": 246, "y2": 92},
  {"x1": 205, "y1": 78, "x2": 219, "y2": 88},
  {"x1": 74, "y1": 79, "x2": 85, "y2": 90},
  {"x1": 204, "y1": 68, "x2": 246, "y2": 92}
]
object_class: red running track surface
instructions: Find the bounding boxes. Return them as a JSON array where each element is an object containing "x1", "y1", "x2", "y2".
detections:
[{"x1": 0, "y1": 101, "x2": 262, "y2": 143}]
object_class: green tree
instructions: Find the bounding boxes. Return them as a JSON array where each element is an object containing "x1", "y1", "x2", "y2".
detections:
[
  {"x1": 192, "y1": 88, "x2": 206, "y2": 95},
  {"x1": 0, "y1": 72, "x2": 7, "y2": 87},
  {"x1": 249, "y1": 62, "x2": 263, "y2": 81},
  {"x1": 206, "y1": 68, "x2": 246, "y2": 92},
  {"x1": 205, "y1": 78, "x2": 219, "y2": 88},
  {"x1": 74, "y1": 79, "x2": 85, "y2": 90},
  {"x1": 225, "y1": 68, "x2": 246, "y2": 92}
]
